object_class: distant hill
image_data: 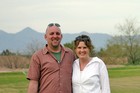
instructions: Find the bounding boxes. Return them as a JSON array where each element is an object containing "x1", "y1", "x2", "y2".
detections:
[{"x1": 0, "y1": 27, "x2": 112, "y2": 53}]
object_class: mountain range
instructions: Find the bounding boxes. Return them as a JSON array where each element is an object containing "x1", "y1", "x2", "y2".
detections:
[{"x1": 0, "y1": 27, "x2": 112, "y2": 53}]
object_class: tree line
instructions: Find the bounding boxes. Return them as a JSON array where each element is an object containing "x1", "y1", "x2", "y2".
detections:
[
  {"x1": 1, "y1": 17, "x2": 140, "y2": 65},
  {"x1": 64, "y1": 18, "x2": 140, "y2": 64}
]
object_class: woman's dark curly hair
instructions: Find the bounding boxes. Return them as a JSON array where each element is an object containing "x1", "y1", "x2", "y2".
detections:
[{"x1": 74, "y1": 34, "x2": 94, "y2": 51}]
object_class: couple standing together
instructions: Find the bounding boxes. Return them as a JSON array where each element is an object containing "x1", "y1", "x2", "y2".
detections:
[{"x1": 27, "y1": 23, "x2": 111, "y2": 93}]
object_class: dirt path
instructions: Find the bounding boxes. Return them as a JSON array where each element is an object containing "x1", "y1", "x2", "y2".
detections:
[
  {"x1": 0, "y1": 68, "x2": 28, "y2": 73},
  {"x1": 0, "y1": 65, "x2": 124, "y2": 73}
]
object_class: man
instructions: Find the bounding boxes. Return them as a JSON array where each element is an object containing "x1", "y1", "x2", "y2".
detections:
[{"x1": 27, "y1": 23, "x2": 76, "y2": 93}]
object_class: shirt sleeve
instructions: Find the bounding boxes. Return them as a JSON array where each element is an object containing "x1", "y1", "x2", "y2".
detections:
[
  {"x1": 27, "y1": 53, "x2": 41, "y2": 81},
  {"x1": 100, "y1": 61, "x2": 111, "y2": 93}
]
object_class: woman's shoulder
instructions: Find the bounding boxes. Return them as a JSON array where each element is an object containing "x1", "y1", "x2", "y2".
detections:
[
  {"x1": 91, "y1": 57, "x2": 107, "y2": 68},
  {"x1": 91, "y1": 57, "x2": 102, "y2": 62},
  {"x1": 91, "y1": 57, "x2": 105, "y2": 65}
]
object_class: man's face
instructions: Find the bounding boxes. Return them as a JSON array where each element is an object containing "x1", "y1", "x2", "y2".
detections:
[{"x1": 45, "y1": 26, "x2": 62, "y2": 48}]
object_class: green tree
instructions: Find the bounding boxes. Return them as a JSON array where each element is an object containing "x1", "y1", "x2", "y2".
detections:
[
  {"x1": 1, "y1": 49, "x2": 15, "y2": 55},
  {"x1": 63, "y1": 41, "x2": 74, "y2": 51},
  {"x1": 106, "y1": 18, "x2": 140, "y2": 64}
]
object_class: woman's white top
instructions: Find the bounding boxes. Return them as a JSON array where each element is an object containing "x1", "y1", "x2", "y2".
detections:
[{"x1": 72, "y1": 57, "x2": 110, "y2": 93}]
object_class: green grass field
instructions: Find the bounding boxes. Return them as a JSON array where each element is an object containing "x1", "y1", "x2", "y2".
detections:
[
  {"x1": 0, "y1": 65, "x2": 140, "y2": 93},
  {"x1": 0, "y1": 72, "x2": 28, "y2": 93},
  {"x1": 109, "y1": 65, "x2": 140, "y2": 93}
]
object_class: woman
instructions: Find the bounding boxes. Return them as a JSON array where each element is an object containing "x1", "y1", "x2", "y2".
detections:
[{"x1": 72, "y1": 35, "x2": 111, "y2": 93}]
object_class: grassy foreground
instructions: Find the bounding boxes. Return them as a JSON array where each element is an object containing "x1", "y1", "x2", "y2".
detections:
[
  {"x1": 0, "y1": 72, "x2": 28, "y2": 93},
  {"x1": 0, "y1": 65, "x2": 140, "y2": 93},
  {"x1": 109, "y1": 65, "x2": 140, "y2": 93}
]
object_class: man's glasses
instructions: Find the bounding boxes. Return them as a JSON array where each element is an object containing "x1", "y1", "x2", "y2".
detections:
[{"x1": 48, "y1": 23, "x2": 60, "y2": 27}]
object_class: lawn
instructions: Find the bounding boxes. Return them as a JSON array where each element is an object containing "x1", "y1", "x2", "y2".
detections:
[
  {"x1": 0, "y1": 72, "x2": 28, "y2": 93},
  {"x1": 109, "y1": 65, "x2": 140, "y2": 93},
  {"x1": 0, "y1": 65, "x2": 140, "y2": 93}
]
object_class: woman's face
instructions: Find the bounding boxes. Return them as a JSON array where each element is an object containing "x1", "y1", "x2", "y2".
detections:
[{"x1": 75, "y1": 41, "x2": 90, "y2": 59}]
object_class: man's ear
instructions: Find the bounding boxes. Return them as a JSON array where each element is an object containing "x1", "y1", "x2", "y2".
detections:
[
  {"x1": 44, "y1": 34, "x2": 47, "y2": 39},
  {"x1": 61, "y1": 34, "x2": 63, "y2": 38}
]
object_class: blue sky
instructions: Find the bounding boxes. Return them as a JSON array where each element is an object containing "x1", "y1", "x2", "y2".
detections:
[{"x1": 0, "y1": 0, "x2": 140, "y2": 35}]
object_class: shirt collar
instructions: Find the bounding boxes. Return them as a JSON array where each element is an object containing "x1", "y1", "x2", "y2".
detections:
[
  {"x1": 75, "y1": 57, "x2": 100, "y2": 66},
  {"x1": 42, "y1": 44, "x2": 68, "y2": 54}
]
